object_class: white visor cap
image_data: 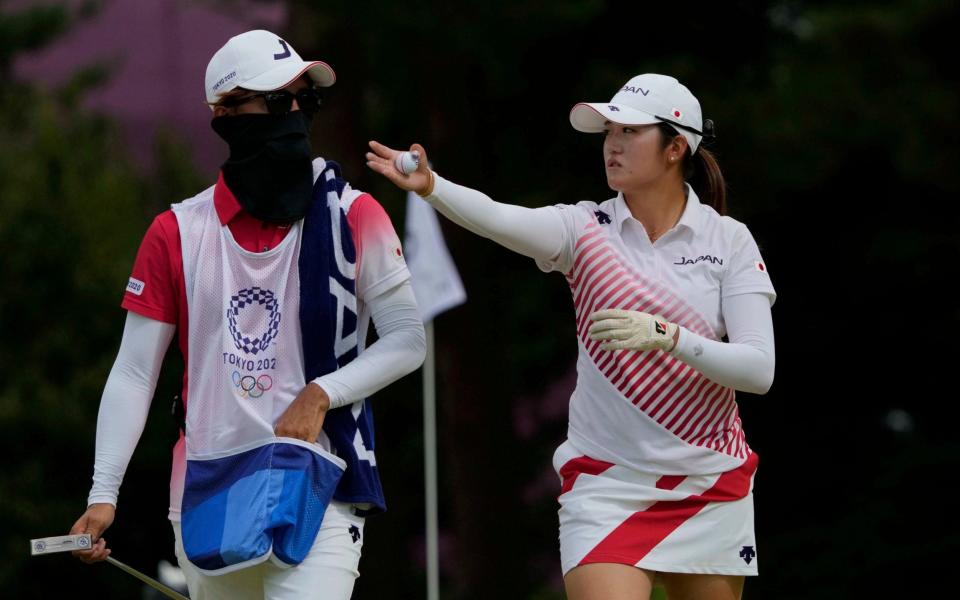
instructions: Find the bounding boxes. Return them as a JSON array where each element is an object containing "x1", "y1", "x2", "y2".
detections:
[
  {"x1": 570, "y1": 74, "x2": 704, "y2": 153},
  {"x1": 205, "y1": 29, "x2": 336, "y2": 103}
]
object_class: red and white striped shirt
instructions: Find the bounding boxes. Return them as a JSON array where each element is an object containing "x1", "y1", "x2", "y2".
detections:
[{"x1": 537, "y1": 188, "x2": 775, "y2": 476}]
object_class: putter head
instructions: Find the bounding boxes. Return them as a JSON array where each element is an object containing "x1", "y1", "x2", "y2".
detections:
[
  {"x1": 30, "y1": 533, "x2": 93, "y2": 556},
  {"x1": 157, "y1": 559, "x2": 187, "y2": 589}
]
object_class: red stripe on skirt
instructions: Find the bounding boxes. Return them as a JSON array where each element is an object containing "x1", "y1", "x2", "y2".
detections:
[
  {"x1": 559, "y1": 455, "x2": 616, "y2": 496},
  {"x1": 578, "y1": 452, "x2": 759, "y2": 567},
  {"x1": 655, "y1": 475, "x2": 686, "y2": 491}
]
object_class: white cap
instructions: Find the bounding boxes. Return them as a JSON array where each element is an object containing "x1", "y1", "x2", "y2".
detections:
[
  {"x1": 205, "y1": 30, "x2": 336, "y2": 103},
  {"x1": 570, "y1": 74, "x2": 704, "y2": 153}
]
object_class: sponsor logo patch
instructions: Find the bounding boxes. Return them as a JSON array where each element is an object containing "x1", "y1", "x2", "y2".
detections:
[{"x1": 126, "y1": 277, "x2": 145, "y2": 296}]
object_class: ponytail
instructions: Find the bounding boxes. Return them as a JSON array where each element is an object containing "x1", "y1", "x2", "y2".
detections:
[
  {"x1": 689, "y1": 147, "x2": 727, "y2": 216},
  {"x1": 657, "y1": 122, "x2": 728, "y2": 215}
]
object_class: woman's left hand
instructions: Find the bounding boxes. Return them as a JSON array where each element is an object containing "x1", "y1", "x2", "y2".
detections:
[{"x1": 588, "y1": 309, "x2": 679, "y2": 352}]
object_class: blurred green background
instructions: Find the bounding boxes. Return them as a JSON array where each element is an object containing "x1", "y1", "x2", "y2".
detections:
[{"x1": 1, "y1": 0, "x2": 957, "y2": 598}]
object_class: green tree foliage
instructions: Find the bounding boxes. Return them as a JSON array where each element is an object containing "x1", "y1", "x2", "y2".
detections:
[
  {"x1": 0, "y1": 82, "x2": 141, "y2": 593},
  {"x1": 0, "y1": 5, "x2": 204, "y2": 597},
  {"x1": 0, "y1": 2, "x2": 69, "y2": 77}
]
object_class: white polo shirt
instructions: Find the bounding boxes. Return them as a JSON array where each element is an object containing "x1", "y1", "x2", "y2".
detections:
[{"x1": 537, "y1": 186, "x2": 775, "y2": 476}]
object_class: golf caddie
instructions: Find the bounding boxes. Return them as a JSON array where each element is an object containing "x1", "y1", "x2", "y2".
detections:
[{"x1": 69, "y1": 29, "x2": 426, "y2": 600}]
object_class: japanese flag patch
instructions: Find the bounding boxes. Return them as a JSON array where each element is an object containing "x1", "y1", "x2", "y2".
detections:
[{"x1": 754, "y1": 261, "x2": 768, "y2": 274}]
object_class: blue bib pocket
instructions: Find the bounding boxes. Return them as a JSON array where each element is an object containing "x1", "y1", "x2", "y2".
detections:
[{"x1": 181, "y1": 439, "x2": 346, "y2": 574}]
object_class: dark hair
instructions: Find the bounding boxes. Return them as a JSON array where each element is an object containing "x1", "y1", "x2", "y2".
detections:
[
  {"x1": 656, "y1": 122, "x2": 727, "y2": 215},
  {"x1": 213, "y1": 86, "x2": 252, "y2": 102}
]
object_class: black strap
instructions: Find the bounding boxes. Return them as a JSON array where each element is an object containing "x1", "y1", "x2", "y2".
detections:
[
  {"x1": 656, "y1": 116, "x2": 717, "y2": 144},
  {"x1": 171, "y1": 394, "x2": 185, "y2": 432}
]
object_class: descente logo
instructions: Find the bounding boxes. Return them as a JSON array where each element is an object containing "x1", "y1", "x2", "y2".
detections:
[{"x1": 674, "y1": 255, "x2": 723, "y2": 266}]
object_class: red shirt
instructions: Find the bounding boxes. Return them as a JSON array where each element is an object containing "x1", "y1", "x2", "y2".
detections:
[
  {"x1": 121, "y1": 171, "x2": 407, "y2": 402},
  {"x1": 120, "y1": 171, "x2": 409, "y2": 519}
]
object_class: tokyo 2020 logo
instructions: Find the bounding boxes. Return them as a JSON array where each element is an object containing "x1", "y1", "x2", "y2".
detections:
[
  {"x1": 232, "y1": 371, "x2": 274, "y2": 398},
  {"x1": 227, "y1": 287, "x2": 281, "y2": 355}
]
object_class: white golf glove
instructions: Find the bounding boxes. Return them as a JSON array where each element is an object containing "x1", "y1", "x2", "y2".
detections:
[{"x1": 588, "y1": 309, "x2": 679, "y2": 352}]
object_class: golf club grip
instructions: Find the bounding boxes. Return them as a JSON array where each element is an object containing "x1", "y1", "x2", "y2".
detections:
[{"x1": 105, "y1": 557, "x2": 190, "y2": 600}]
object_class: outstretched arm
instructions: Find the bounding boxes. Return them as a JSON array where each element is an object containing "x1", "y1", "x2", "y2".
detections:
[{"x1": 365, "y1": 141, "x2": 565, "y2": 262}]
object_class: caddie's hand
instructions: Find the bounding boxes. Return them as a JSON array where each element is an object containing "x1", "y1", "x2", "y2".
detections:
[
  {"x1": 588, "y1": 309, "x2": 679, "y2": 352},
  {"x1": 274, "y1": 382, "x2": 331, "y2": 442},
  {"x1": 69, "y1": 503, "x2": 115, "y2": 564},
  {"x1": 366, "y1": 140, "x2": 435, "y2": 196}
]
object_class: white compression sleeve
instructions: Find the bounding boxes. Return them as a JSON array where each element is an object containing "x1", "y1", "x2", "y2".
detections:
[
  {"x1": 313, "y1": 281, "x2": 426, "y2": 409},
  {"x1": 670, "y1": 293, "x2": 775, "y2": 395},
  {"x1": 87, "y1": 313, "x2": 175, "y2": 507},
  {"x1": 425, "y1": 174, "x2": 565, "y2": 262}
]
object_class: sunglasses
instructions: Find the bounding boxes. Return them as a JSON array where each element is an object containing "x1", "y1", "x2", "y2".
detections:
[{"x1": 219, "y1": 87, "x2": 324, "y2": 116}]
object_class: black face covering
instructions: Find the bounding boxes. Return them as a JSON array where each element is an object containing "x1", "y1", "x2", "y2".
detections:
[{"x1": 211, "y1": 111, "x2": 315, "y2": 224}]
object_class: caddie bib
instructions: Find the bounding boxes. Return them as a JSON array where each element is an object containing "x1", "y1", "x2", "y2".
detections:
[{"x1": 173, "y1": 191, "x2": 345, "y2": 575}]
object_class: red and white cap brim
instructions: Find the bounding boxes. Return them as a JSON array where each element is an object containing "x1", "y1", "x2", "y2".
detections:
[
  {"x1": 570, "y1": 102, "x2": 660, "y2": 132},
  {"x1": 241, "y1": 60, "x2": 336, "y2": 92}
]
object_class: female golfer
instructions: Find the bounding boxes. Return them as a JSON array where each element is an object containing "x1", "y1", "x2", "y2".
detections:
[{"x1": 367, "y1": 73, "x2": 775, "y2": 600}]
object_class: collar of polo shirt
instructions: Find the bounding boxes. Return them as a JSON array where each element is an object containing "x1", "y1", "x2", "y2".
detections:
[{"x1": 613, "y1": 183, "x2": 704, "y2": 235}]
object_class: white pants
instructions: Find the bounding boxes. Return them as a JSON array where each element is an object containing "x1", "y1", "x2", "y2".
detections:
[{"x1": 173, "y1": 501, "x2": 365, "y2": 600}]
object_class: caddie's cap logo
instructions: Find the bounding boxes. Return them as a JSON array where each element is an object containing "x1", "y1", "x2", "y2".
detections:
[{"x1": 273, "y1": 39, "x2": 292, "y2": 60}]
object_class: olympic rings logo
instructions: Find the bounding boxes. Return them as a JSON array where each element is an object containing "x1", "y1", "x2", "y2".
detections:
[{"x1": 232, "y1": 371, "x2": 273, "y2": 398}]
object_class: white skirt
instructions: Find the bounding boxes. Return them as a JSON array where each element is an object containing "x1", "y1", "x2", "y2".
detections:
[{"x1": 553, "y1": 439, "x2": 759, "y2": 576}]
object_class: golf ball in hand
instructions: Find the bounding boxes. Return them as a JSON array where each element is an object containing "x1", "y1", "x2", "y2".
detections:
[{"x1": 395, "y1": 151, "x2": 420, "y2": 175}]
